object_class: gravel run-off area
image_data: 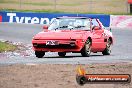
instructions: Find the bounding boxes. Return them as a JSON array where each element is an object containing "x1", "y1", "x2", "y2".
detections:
[{"x1": 0, "y1": 63, "x2": 132, "y2": 88}]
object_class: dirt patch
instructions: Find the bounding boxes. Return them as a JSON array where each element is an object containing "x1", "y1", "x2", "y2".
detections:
[{"x1": 0, "y1": 63, "x2": 132, "y2": 88}]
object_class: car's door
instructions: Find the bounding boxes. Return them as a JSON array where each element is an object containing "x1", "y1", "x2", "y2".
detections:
[{"x1": 91, "y1": 19, "x2": 106, "y2": 52}]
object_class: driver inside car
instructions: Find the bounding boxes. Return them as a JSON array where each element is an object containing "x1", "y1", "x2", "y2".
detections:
[{"x1": 91, "y1": 19, "x2": 101, "y2": 30}]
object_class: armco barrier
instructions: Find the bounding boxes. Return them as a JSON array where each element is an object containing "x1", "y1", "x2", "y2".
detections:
[
  {"x1": 110, "y1": 15, "x2": 132, "y2": 28},
  {"x1": 0, "y1": 11, "x2": 110, "y2": 27}
]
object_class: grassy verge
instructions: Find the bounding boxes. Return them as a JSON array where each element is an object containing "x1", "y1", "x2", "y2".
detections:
[
  {"x1": 0, "y1": 9, "x2": 64, "y2": 13},
  {"x1": 1, "y1": 9, "x2": 132, "y2": 15},
  {"x1": 0, "y1": 0, "x2": 130, "y2": 15},
  {"x1": 0, "y1": 1, "x2": 80, "y2": 6},
  {"x1": 0, "y1": 41, "x2": 17, "y2": 53}
]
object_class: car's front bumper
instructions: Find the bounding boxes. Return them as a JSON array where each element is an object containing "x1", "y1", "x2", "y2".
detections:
[{"x1": 32, "y1": 39, "x2": 85, "y2": 52}]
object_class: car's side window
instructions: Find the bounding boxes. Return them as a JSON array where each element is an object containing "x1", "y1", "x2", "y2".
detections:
[
  {"x1": 92, "y1": 19, "x2": 100, "y2": 27},
  {"x1": 91, "y1": 19, "x2": 103, "y2": 30}
]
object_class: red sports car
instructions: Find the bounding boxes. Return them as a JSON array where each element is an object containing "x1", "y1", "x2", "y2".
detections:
[{"x1": 32, "y1": 17, "x2": 113, "y2": 58}]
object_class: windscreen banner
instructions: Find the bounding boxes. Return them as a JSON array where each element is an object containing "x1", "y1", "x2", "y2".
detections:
[{"x1": 0, "y1": 11, "x2": 110, "y2": 27}]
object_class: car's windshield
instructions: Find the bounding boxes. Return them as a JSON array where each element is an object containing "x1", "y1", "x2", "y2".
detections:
[{"x1": 48, "y1": 18, "x2": 91, "y2": 30}]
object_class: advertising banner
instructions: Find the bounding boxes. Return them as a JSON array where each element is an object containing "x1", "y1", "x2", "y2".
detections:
[
  {"x1": 0, "y1": 11, "x2": 110, "y2": 27},
  {"x1": 110, "y1": 15, "x2": 132, "y2": 28}
]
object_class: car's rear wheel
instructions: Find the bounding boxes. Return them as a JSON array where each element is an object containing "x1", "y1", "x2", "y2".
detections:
[
  {"x1": 81, "y1": 39, "x2": 91, "y2": 57},
  {"x1": 102, "y1": 39, "x2": 112, "y2": 55},
  {"x1": 58, "y1": 52, "x2": 66, "y2": 57},
  {"x1": 35, "y1": 51, "x2": 45, "y2": 58}
]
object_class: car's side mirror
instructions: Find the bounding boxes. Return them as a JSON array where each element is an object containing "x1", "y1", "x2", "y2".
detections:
[
  {"x1": 110, "y1": 28, "x2": 112, "y2": 32},
  {"x1": 93, "y1": 26, "x2": 101, "y2": 31},
  {"x1": 43, "y1": 25, "x2": 48, "y2": 31}
]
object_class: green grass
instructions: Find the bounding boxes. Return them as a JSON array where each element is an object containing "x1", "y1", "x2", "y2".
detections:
[
  {"x1": 0, "y1": 9, "x2": 104, "y2": 14},
  {"x1": 23, "y1": 2, "x2": 53, "y2": 6},
  {"x1": 1, "y1": 9, "x2": 132, "y2": 15},
  {"x1": 58, "y1": 3, "x2": 80, "y2": 6},
  {"x1": 0, "y1": 1, "x2": 53, "y2": 6},
  {"x1": 0, "y1": 0, "x2": 78, "y2": 6},
  {"x1": 0, "y1": 0, "x2": 17, "y2": 3},
  {"x1": 0, "y1": 41, "x2": 17, "y2": 53},
  {"x1": 0, "y1": 9, "x2": 65, "y2": 13},
  {"x1": 0, "y1": 0, "x2": 131, "y2": 15}
]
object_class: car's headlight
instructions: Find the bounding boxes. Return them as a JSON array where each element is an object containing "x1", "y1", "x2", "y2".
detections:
[
  {"x1": 33, "y1": 36, "x2": 40, "y2": 40},
  {"x1": 82, "y1": 39, "x2": 85, "y2": 42},
  {"x1": 33, "y1": 37, "x2": 39, "y2": 40},
  {"x1": 71, "y1": 39, "x2": 76, "y2": 41},
  {"x1": 70, "y1": 42, "x2": 76, "y2": 46},
  {"x1": 33, "y1": 43, "x2": 38, "y2": 47}
]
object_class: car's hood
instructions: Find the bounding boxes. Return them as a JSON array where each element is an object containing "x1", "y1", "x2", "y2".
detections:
[{"x1": 34, "y1": 30, "x2": 89, "y2": 40}]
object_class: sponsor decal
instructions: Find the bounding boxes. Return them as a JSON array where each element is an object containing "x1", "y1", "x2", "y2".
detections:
[{"x1": 76, "y1": 65, "x2": 131, "y2": 85}]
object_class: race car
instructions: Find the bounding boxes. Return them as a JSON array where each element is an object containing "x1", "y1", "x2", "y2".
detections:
[{"x1": 32, "y1": 17, "x2": 113, "y2": 58}]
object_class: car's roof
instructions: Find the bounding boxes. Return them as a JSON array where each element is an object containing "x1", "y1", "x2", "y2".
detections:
[{"x1": 56, "y1": 16, "x2": 89, "y2": 19}]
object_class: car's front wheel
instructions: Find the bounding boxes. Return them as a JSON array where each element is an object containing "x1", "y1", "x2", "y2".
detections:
[
  {"x1": 102, "y1": 39, "x2": 112, "y2": 55},
  {"x1": 35, "y1": 51, "x2": 45, "y2": 58},
  {"x1": 58, "y1": 52, "x2": 66, "y2": 57},
  {"x1": 81, "y1": 39, "x2": 91, "y2": 57}
]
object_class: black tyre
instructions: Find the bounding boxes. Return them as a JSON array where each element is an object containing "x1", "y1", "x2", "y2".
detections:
[
  {"x1": 35, "y1": 51, "x2": 45, "y2": 58},
  {"x1": 58, "y1": 52, "x2": 66, "y2": 57},
  {"x1": 81, "y1": 39, "x2": 91, "y2": 57},
  {"x1": 102, "y1": 39, "x2": 112, "y2": 55}
]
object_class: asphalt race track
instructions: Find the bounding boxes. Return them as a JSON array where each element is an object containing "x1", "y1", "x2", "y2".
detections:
[{"x1": 0, "y1": 23, "x2": 132, "y2": 65}]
